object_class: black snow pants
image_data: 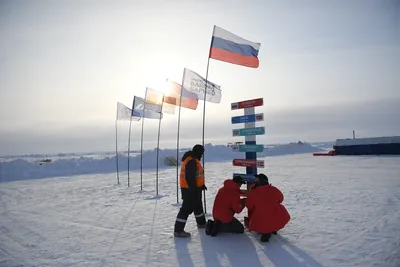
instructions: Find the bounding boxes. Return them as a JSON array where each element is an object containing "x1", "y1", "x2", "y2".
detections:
[
  {"x1": 216, "y1": 217, "x2": 244, "y2": 234},
  {"x1": 174, "y1": 188, "x2": 206, "y2": 232}
]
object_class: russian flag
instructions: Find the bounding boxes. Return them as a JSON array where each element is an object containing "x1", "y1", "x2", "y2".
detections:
[{"x1": 209, "y1": 26, "x2": 260, "y2": 68}]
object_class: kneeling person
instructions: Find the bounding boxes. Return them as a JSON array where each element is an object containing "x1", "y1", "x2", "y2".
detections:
[
  {"x1": 209, "y1": 176, "x2": 247, "y2": 236},
  {"x1": 246, "y1": 173, "x2": 290, "y2": 242}
]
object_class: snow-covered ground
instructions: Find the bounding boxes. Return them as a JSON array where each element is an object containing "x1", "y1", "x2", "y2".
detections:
[{"x1": 1, "y1": 154, "x2": 400, "y2": 267}]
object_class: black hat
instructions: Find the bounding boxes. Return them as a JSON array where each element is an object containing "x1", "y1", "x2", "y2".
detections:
[
  {"x1": 233, "y1": 175, "x2": 246, "y2": 185},
  {"x1": 192, "y1": 144, "x2": 204, "y2": 157},
  {"x1": 255, "y1": 173, "x2": 269, "y2": 184}
]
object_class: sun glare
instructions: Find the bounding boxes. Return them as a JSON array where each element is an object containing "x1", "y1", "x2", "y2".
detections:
[
  {"x1": 143, "y1": 71, "x2": 173, "y2": 96},
  {"x1": 158, "y1": 79, "x2": 171, "y2": 95}
]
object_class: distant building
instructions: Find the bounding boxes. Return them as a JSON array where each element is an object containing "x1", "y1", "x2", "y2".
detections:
[{"x1": 227, "y1": 141, "x2": 243, "y2": 147}]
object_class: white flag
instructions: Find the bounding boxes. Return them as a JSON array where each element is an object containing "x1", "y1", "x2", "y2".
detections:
[
  {"x1": 132, "y1": 96, "x2": 163, "y2": 120},
  {"x1": 117, "y1": 102, "x2": 140, "y2": 121},
  {"x1": 182, "y1": 68, "x2": 222, "y2": 103}
]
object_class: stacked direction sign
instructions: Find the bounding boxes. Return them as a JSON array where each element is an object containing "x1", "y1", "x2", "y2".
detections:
[{"x1": 231, "y1": 98, "x2": 265, "y2": 183}]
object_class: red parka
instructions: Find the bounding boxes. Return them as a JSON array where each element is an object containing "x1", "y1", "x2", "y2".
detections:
[
  {"x1": 212, "y1": 179, "x2": 245, "y2": 223},
  {"x1": 246, "y1": 184, "x2": 290, "y2": 234}
]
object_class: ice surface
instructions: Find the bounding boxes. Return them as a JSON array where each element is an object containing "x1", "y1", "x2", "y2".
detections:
[
  {"x1": 0, "y1": 142, "x2": 324, "y2": 182},
  {"x1": 1, "y1": 154, "x2": 399, "y2": 266}
]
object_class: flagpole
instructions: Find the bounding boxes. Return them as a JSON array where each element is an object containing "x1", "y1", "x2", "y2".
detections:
[
  {"x1": 127, "y1": 116, "x2": 133, "y2": 187},
  {"x1": 202, "y1": 58, "x2": 210, "y2": 155},
  {"x1": 140, "y1": 116, "x2": 145, "y2": 191},
  {"x1": 201, "y1": 26, "x2": 215, "y2": 214},
  {"x1": 156, "y1": 96, "x2": 164, "y2": 196},
  {"x1": 176, "y1": 69, "x2": 186, "y2": 203},
  {"x1": 176, "y1": 105, "x2": 181, "y2": 203},
  {"x1": 201, "y1": 58, "x2": 211, "y2": 214},
  {"x1": 115, "y1": 106, "x2": 120, "y2": 185},
  {"x1": 156, "y1": 116, "x2": 162, "y2": 196}
]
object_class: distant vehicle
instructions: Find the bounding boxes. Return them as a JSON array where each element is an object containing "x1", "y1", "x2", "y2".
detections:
[
  {"x1": 164, "y1": 157, "x2": 177, "y2": 166},
  {"x1": 227, "y1": 141, "x2": 244, "y2": 147},
  {"x1": 37, "y1": 158, "x2": 52, "y2": 165},
  {"x1": 313, "y1": 151, "x2": 337, "y2": 156}
]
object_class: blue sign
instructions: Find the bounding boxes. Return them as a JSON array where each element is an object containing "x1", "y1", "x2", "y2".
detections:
[
  {"x1": 232, "y1": 144, "x2": 264, "y2": 153},
  {"x1": 232, "y1": 127, "x2": 265, "y2": 137},
  {"x1": 233, "y1": 173, "x2": 256, "y2": 183},
  {"x1": 231, "y1": 113, "x2": 264, "y2": 124}
]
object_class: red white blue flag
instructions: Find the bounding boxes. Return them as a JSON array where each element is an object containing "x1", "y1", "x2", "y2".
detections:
[{"x1": 209, "y1": 26, "x2": 261, "y2": 68}]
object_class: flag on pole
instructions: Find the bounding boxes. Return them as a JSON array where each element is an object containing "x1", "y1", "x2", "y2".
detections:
[
  {"x1": 132, "y1": 96, "x2": 163, "y2": 119},
  {"x1": 145, "y1": 87, "x2": 176, "y2": 114},
  {"x1": 209, "y1": 25, "x2": 261, "y2": 68},
  {"x1": 165, "y1": 80, "x2": 199, "y2": 110},
  {"x1": 117, "y1": 102, "x2": 141, "y2": 121},
  {"x1": 181, "y1": 68, "x2": 222, "y2": 103}
]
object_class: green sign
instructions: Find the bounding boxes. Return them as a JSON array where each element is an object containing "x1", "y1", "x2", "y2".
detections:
[
  {"x1": 232, "y1": 144, "x2": 264, "y2": 152},
  {"x1": 232, "y1": 126, "x2": 265, "y2": 137}
]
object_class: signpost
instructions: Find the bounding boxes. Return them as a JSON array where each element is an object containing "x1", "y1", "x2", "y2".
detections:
[
  {"x1": 231, "y1": 97, "x2": 265, "y2": 183},
  {"x1": 233, "y1": 159, "x2": 265, "y2": 168},
  {"x1": 232, "y1": 173, "x2": 259, "y2": 182},
  {"x1": 231, "y1": 113, "x2": 264, "y2": 124},
  {"x1": 232, "y1": 144, "x2": 264, "y2": 153},
  {"x1": 232, "y1": 126, "x2": 265, "y2": 137},
  {"x1": 231, "y1": 97, "x2": 266, "y2": 228},
  {"x1": 231, "y1": 98, "x2": 263, "y2": 110}
]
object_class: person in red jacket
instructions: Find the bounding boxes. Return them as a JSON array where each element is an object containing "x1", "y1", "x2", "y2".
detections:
[
  {"x1": 246, "y1": 173, "x2": 290, "y2": 242},
  {"x1": 206, "y1": 176, "x2": 247, "y2": 237}
]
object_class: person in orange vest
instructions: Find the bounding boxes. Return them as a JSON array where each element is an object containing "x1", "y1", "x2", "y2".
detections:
[{"x1": 174, "y1": 144, "x2": 207, "y2": 238}]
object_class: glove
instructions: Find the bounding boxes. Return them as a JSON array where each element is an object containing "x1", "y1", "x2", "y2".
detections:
[{"x1": 202, "y1": 185, "x2": 208, "y2": 191}]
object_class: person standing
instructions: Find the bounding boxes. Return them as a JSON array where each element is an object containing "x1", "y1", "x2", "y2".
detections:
[{"x1": 174, "y1": 144, "x2": 207, "y2": 237}]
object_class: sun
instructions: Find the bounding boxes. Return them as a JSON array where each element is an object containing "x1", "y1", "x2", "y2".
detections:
[
  {"x1": 143, "y1": 74, "x2": 172, "y2": 97},
  {"x1": 158, "y1": 79, "x2": 171, "y2": 95}
]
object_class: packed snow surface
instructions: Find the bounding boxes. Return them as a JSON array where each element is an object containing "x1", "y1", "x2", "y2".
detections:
[{"x1": 1, "y1": 153, "x2": 399, "y2": 267}]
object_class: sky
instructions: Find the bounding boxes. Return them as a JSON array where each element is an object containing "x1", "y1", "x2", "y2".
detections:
[{"x1": 0, "y1": 0, "x2": 399, "y2": 155}]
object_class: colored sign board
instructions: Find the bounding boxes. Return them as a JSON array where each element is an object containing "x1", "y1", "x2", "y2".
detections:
[
  {"x1": 232, "y1": 126, "x2": 265, "y2": 137},
  {"x1": 232, "y1": 173, "x2": 257, "y2": 183},
  {"x1": 231, "y1": 98, "x2": 263, "y2": 110},
  {"x1": 232, "y1": 144, "x2": 264, "y2": 153},
  {"x1": 233, "y1": 159, "x2": 265, "y2": 168},
  {"x1": 231, "y1": 113, "x2": 264, "y2": 124}
]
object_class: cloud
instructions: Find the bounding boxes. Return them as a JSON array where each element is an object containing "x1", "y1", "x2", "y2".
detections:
[{"x1": 1, "y1": 97, "x2": 399, "y2": 156}]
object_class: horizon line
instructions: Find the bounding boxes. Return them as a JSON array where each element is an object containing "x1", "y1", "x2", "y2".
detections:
[{"x1": 0, "y1": 140, "x2": 336, "y2": 158}]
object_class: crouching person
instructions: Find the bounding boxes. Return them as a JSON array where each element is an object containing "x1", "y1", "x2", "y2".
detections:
[
  {"x1": 246, "y1": 173, "x2": 290, "y2": 242},
  {"x1": 206, "y1": 176, "x2": 247, "y2": 237}
]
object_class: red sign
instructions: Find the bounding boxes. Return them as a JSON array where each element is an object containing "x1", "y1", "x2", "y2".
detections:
[
  {"x1": 233, "y1": 159, "x2": 265, "y2": 168},
  {"x1": 231, "y1": 98, "x2": 263, "y2": 110}
]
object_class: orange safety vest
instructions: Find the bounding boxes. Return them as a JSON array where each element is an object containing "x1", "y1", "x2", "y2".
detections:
[{"x1": 180, "y1": 156, "x2": 205, "y2": 188}]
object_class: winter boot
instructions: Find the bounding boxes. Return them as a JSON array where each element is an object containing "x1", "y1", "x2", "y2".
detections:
[
  {"x1": 205, "y1": 219, "x2": 214, "y2": 236},
  {"x1": 174, "y1": 231, "x2": 191, "y2": 238},
  {"x1": 211, "y1": 220, "x2": 221, "y2": 237},
  {"x1": 260, "y1": 233, "x2": 272, "y2": 242}
]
